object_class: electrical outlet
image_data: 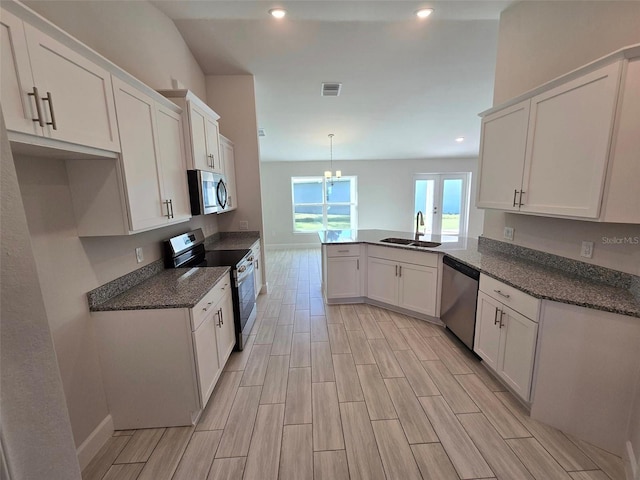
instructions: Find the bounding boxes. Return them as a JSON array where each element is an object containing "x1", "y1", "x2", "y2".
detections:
[
  {"x1": 503, "y1": 227, "x2": 514, "y2": 241},
  {"x1": 135, "y1": 247, "x2": 144, "y2": 263},
  {"x1": 239, "y1": 221, "x2": 249, "y2": 231},
  {"x1": 581, "y1": 241, "x2": 594, "y2": 258}
]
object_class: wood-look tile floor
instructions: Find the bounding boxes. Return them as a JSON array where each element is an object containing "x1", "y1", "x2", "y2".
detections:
[{"x1": 83, "y1": 248, "x2": 625, "y2": 480}]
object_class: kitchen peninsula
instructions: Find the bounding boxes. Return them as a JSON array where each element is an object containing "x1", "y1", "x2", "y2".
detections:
[{"x1": 319, "y1": 229, "x2": 640, "y2": 455}]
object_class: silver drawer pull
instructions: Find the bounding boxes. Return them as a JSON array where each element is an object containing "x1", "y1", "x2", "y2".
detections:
[
  {"x1": 494, "y1": 289, "x2": 510, "y2": 299},
  {"x1": 202, "y1": 301, "x2": 214, "y2": 312},
  {"x1": 337, "y1": 249, "x2": 349, "y2": 253}
]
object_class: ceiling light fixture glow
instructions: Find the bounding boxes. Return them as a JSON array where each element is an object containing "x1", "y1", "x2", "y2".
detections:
[
  {"x1": 269, "y1": 8, "x2": 287, "y2": 19},
  {"x1": 455, "y1": 136, "x2": 465, "y2": 143},
  {"x1": 415, "y1": 8, "x2": 434, "y2": 18}
]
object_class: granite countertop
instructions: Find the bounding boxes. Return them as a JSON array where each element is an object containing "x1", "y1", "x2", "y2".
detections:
[
  {"x1": 91, "y1": 267, "x2": 230, "y2": 311},
  {"x1": 319, "y1": 229, "x2": 640, "y2": 318},
  {"x1": 206, "y1": 232, "x2": 260, "y2": 251}
]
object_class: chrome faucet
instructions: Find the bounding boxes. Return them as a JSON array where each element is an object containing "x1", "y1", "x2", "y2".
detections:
[{"x1": 415, "y1": 211, "x2": 425, "y2": 240}]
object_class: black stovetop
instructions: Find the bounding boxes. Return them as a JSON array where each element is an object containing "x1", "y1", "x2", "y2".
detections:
[{"x1": 195, "y1": 249, "x2": 251, "y2": 268}]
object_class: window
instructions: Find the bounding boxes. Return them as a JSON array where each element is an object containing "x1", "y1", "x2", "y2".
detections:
[
  {"x1": 292, "y1": 176, "x2": 357, "y2": 232},
  {"x1": 413, "y1": 173, "x2": 471, "y2": 239}
]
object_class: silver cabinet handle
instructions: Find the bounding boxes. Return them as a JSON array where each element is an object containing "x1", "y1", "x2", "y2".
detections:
[
  {"x1": 163, "y1": 200, "x2": 171, "y2": 219},
  {"x1": 220, "y1": 308, "x2": 224, "y2": 325},
  {"x1": 494, "y1": 308, "x2": 500, "y2": 325},
  {"x1": 42, "y1": 91, "x2": 57, "y2": 130},
  {"x1": 28, "y1": 87, "x2": 45, "y2": 127},
  {"x1": 169, "y1": 199, "x2": 174, "y2": 219},
  {"x1": 208, "y1": 153, "x2": 215, "y2": 168},
  {"x1": 337, "y1": 249, "x2": 349, "y2": 253},
  {"x1": 356, "y1": 259, "x2": 359, "y2": 270},
  {"x1": 518, "y1": 190, "x2": 525, "y2": 207},
  {"x1": 256, "y1": 259, "x2": 259, "y2": 270},
  {"x1": 398, "y1": 265, "x2": 402, "y2": 277},
  {"x1": 513, "y1": 189, "x2": 518, "y2": 207},
  {"x1": 395, "y1": 265, "x2": 398, "y2": 277},
  {"x1": 493, "y1": 289, "x2": 510, "y2": 299},
  {"x1": 499, "y1": 310, "x2": 506, "y2": 328},
  {"x1": 216, "y1": 308, "x2": 222, "y2": 327}
]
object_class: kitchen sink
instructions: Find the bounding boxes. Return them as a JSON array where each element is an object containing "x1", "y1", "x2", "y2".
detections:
[
  {"x1": 380, "y1": 237, "x2": 414, "y2": 245},
  {"x1": 380, "y1": 238, "x2": 441, "y2": 248}
]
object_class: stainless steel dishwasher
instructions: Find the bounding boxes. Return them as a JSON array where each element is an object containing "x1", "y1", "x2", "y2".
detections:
[{"x1": 440, "y1": 256, "x2": 480, "y2": 350}]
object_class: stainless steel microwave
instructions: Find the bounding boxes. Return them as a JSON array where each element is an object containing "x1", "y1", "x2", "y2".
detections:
[{"x1": 187, "y1": 170, "x2": 228, "y2": 215}]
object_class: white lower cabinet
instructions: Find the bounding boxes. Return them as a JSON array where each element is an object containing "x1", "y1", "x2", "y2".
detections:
[
  {"x1": 324, "y1": 244, "x2": 364, "y2": 301},
  {"x1": 474, "y1": 275, "x2": 540, "y2": 401},
  {"x1": 366, "y1": 245, "x2": 438, "y2": 317},
  {"x1": 93, "y1": 277, "x2": 234, "y2": 429}
]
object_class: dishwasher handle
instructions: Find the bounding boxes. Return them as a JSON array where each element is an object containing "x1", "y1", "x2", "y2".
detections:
[{"x1": 442, "y1": 255, "x2": 480, "y2": 281}]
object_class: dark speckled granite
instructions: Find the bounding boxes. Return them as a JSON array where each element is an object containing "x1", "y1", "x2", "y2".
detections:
[
  {"x1": 318, "y1": 229, "x2": 640, "y2": 318},
  {"x1": 206, "y1": 231, "x2": 260, "y2": 250},
  {"x1": 90, "y1": 267, "x2": 230, "y2": 311}
]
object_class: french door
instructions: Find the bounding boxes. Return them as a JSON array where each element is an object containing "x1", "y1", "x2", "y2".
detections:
[{"x1": 413, "y1": 173, "x2": 470, "y2": 237}]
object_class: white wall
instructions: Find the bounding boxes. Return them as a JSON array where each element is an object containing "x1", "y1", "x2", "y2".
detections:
[
  {"x1": 627, "y1": 369, "x2": 640, "y2": 478},
  {"x1": 205, "y1": 75, "x2": 264, "y2": 236},
  {"x1": 261, "y1": 158, "x2": 483, "y2": 246},
  {"x1": 484, "y1": 0, "x2": 640, "y2": 276},
  {"x1": 7, "y1": 0, "x2": 216, "y2": 457},
  {"x1": 23, "y1": 0, "x2": 207, "y2": 99},
  {"x1": 1, "y1": 113, "x2": 81, "y2": 479}
]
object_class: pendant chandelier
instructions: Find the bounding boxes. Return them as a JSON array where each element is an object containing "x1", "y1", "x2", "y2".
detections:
[{"x1": 324, "y1": 133, "x2": 341, "y2": 184}]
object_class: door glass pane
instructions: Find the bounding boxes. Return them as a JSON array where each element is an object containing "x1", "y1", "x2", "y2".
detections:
[
  {"x1": 415, "y1": 179, "x2": 435, "y2": 234},
  {"x1": 442, "y1": 178, "x2": 462, "y2": 235},
  {"x1": 327, "y1": 204, "x2": 351, "y2": 230},
  {"x1": 294, "y1": 205, "x2": 323, "y2": 231},
  {"x1": 293, "y1": 178, "x2": 323, "y2": 204}
]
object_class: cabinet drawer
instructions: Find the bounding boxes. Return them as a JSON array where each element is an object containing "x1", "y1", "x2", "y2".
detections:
[
  {"x1": 480, "y1": 274, "x2": 539, "y2": 321},
  {"x1": 327, "y1": 244, "x2": 361, "y2": 257},
  {"x1": 191, "y1": 273, "x2": 231, "y2": 330},
  {"x1": 368, "y1": 245, "x2": 438, "y2": 268}
]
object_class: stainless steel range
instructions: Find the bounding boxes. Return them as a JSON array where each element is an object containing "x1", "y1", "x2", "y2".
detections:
[{"x1": 164, "y1": 229, "x2": 257, "y2": 350}]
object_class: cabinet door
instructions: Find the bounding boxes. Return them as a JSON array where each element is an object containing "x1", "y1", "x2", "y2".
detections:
[
  {"x1": 497, "y1": 305, "x2": 538, "y2": 401},
  {"x1": 192, "y1": 309, "x2": 220, "y2": 408},
  {"x1": 477, "y1": 100, "x2": 529, "y2": 210},
  {"x1": 112, "y1": 77, "x2": 165, "y2": 231},
  {"x1": 156, "y1": 103, "x2": 191, "y2": 224},
  {"x1": 398, "y1": 263, "x2": 437, "y2": 316},
  {"x1": 521, "y1": 62, "x2": 621, "y2": 218},
  {"x1": 189, "y1": 103, "x2": 211, "y2": 171},
  {"x1": 0, "y1": 9, "x2": 41, "y2": 135},
  {"x1": 327, "y1": 257, "x2": 361, "y2": 299},
  {"x1": 220, "y1": 136, "x2": 238, "y2": 210},
  {"x1": 206, "y1": 117, "x2": 223, "y2": 173},
  {"x1": 216, "y1": 288, "x2": 236, "y2": 367},
  {"x1": 473, "y1": 292, "x2": 501, "y2": 371},
  {"x1": 367, "y1": 257, "x2": 398, "y2": 306},
  {"x1": 24, "y1": 24, "x2": 119, "y2": 151}
]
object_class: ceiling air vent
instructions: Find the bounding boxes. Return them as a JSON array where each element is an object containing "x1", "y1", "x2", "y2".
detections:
[
  {"x1": 321, "y1": 82, "x2": 342, "y2": 97},
  {"x1": 258, "y1": 128, "x2": 266, "y2": 137}
]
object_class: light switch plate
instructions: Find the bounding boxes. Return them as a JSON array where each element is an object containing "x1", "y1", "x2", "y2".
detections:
[
  {"x1": 504, "y1": 227, "x2": 514, "y2": 241},
  {"x1": 581, "y1": 241, "x2": 594, "y2": 258},
  {"x1": 239, "y1": 221, "x2": 249, "y2": 231},
  {"x1": 135, "y1": 247, "x2": 144, "y2": 263}
]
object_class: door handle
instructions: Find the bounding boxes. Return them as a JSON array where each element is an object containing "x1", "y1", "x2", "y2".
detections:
[
  {"x1": 499, "y1": 310, "x2": 506, "y2": 328},
  {"x1": 513, "y1": 189, "x2": 518, "y2": 207},
  {"x1": 494, "y1": 308, "x2": 500, "y2": 325},
  {"x1": 163, "y1": 200, "x2": 171, "y2": 219},
  {"x1": 42, "y1": 92, "x2": 57, "y2": 130},
  {"x1": 28, "y1": 87, "x2": 45, "y2": 127}
]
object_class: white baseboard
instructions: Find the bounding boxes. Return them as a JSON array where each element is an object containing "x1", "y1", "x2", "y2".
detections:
[
  {"x1": 76, "y1": 414, "x2": 114, "y2": 471},
  {"x1": 625, "y1": 440, "x2": 639, "y2": 480}
]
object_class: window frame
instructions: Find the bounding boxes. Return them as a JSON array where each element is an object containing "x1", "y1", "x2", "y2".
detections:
[{"x1": 291, "y1": 176, "x2": 358, "y2": 233}]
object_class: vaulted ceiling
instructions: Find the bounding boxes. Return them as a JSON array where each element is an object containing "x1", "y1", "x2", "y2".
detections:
[{"x1": 153, "y1": 1, "x2": 512, "y2": 161}]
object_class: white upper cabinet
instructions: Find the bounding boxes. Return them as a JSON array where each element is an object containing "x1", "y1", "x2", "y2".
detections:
[
  {"x1": 1, "y1": 6, "x2": 119, "y2": 152},
  {"x1": 521, "y1": 63, "x2": 621, "y2": 218},
  {"x1": 477, "y1": 46, "x2": 640, "y2": 223},
  {"x1": 477, "y1": 101, "x2": 530, "y2": 210},
  {"x1": 158, "y1": 90, "x2": 223, "y2": 173},
  {"x1": 220, "y1": 135, "x2": 238, "y2": 211}
]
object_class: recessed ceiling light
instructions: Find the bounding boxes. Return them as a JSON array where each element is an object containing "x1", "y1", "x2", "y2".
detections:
[
  {"x1": 455, "y1": 137, "x2": 465, "y2": 143},
  {"x1": 269, "y1": 8, "x2": 287, "y2": 19},
  {"x1": 415, "y1": 8, "x2": 434, "y2": 19}
]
